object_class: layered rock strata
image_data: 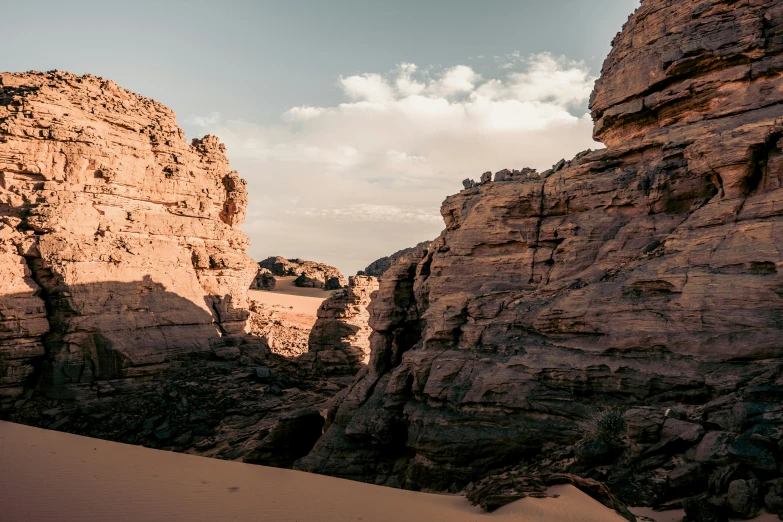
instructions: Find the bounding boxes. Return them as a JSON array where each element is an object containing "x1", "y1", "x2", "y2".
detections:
[
  {"x1": 301, "y1": 276, "x2": 379, "y2": 375},
  {"x1": 0, "y1": 71, "x2": 257, "y2": 404},
  {"x1": 297, "y1": 0, "x2": 783, "y2": 510},
  {"x1": 260, "y1": 256, "x2": 345, "y2": 289},
  {"x1": 11, "y1": 352, "x2": 343, "y2": 467},
  {"x1": 358, "y1": 241, "x2": 432, "y2": 278}
]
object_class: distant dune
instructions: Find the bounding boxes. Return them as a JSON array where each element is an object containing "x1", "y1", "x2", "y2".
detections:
[{"x1": 0, "y1": 421, "x2": 627, "y2": 522}]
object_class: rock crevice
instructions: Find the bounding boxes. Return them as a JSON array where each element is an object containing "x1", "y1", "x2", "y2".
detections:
[{"x1": 297, "y1": 0, "x2": 783, "y2": 509}]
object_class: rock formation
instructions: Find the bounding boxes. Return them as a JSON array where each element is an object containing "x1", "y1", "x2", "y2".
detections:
[
  {"x1": 297, "y1": 0, "x2": 783, "y2": 512},
  {"x1": 10, "y1": 349, "x2": 343, "y2": 466},
  {"x1": 247, "y1": 300, "x2": 311, "y2": 358},
  {"x1": 0, "y1": 72, "x2": 351, "y2": 471},
  {"x1": 249, "y1": 267, "x2": 276, "y2": 291},
  {"x1": 260, "y1": 256, "x2": 345, "y2": 289},
  {"x1": 359, "y1": 241, "x2": 432, "y2": 278},
  {"x1": 0, "y1": 71, "x2": 258, "y2": 406},
  {"x1": 301, "y1": 276, "x2": 379, "y2": 376}
]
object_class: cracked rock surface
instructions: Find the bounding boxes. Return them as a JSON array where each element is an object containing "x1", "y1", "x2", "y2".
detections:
[
  {"x1": 296, "y1": 0, "x2": 783, "y2": 512},
  {"x1": 0, "y1": 71, "x2": 257, "y2": 403}
]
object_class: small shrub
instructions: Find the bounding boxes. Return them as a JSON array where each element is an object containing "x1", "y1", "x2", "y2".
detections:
[{"x1": 580, "y1": 408, "x2": 627, "y2": 443}]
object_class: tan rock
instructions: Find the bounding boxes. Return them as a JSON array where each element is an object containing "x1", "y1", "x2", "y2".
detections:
[
  {"x1": 298, "y1": 0, "x2": 783, "y2": 497},
  {"x1": 359, "y1": 241, "x2": 431, "y2": 278},
  {"x1": 248, "y1": 301, "x2": 310, "y2": 358},
  {"x1": 0, "y1": 71, "x2": 257, "y2": 400},
  {"x1": 303, "y1": 276, "x2": 379, "y2": 375},
  {"x1": 250, "y1": 267, "x2": 276, "y2": 291},
  {"x1": 260, "y1": 256, "x2": 345, "y2": 289}
]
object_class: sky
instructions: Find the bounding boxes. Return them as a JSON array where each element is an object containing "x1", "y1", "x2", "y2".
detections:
[{"x1": 2, "y1": 0, "x2": 640, "y2": 275}]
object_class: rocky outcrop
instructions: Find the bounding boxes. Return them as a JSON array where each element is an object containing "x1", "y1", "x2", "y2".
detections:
[
  {"x1": 466, "y1": 471, "x2": 635, "y2": 520},
  {"x1": 300, "y1": 276, "x2": 379, "y2": 375},
  {"x1": 247, "y1": 300, "x2": 310, "y2": 358},
  {"x1": 10, "y1": 351, "x2": 345, "y2": 466},
  {"x1": 260, "y1": 256, "x2": 345, "y2": 289},
  {"x1": 0, "y1": 71, "x2": 257, "y2": 406},
  {"x1": 297, "y1": 0, "x2": 783, "y2": 509},
  {"x1": 359, "y1": 241, "x2": 432, "y2": 278},
  {"x1": 249, "y1": 267, "x2": 276, "y2": 291}
]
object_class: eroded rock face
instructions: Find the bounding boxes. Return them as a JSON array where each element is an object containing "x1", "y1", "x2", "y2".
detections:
[
  {"x1": 301, "y1": 276, "x2": 379, "y2": 375},
  {"x1": 247, "y1": 300, "x2": 311, "y2": 358},
  {"x1": 249, "y1": 267, "x2": 276, "y2": 291},
  {"x1": 0, "y1": 71, "x2": 257, "y2": 404},
  {"x1": 297, "y1": 0, "x2": 783, "y2": 502},
  {"x1": 260, "y1": 256, "x2": 345, "y2": 289},
  {"x1": 9, "y1": 352, "x2": 346, "y2": 467},
  {"x1": 359, "y1": 241, "x2": 432, "y2": 278}
]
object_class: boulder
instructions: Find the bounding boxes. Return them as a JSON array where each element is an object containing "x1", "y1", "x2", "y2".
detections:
[
  {"x1": 624, "y1": 408, "x2": 664, "y2": 443},
  {"x1": 662, "y1": 418, "x2": 704, "y2": 444},
  {"x1": 250, "y1": 267, "x2": 276, "y2": 291},
  {"x1": 494, "y1": 169, "x2": 512, "y2": 182},
  {"x1": 255, "y1": 366, "x2": 272, "y2": 381},
  {"x1": 305, "y1": 276, "x2": 379, "y2": 375},
  {"x1": 727, "y1": 478, "x2": 761, "y2": 519},
  {"x1": 691, "y1": 432, "x2": 734, "y2": 464},
  {"x1": 728, "y1": 440, "x2": 778, "y2": 474},
  {"x1": 764, "y1": 478, "x2": 783, "y2": 515}
]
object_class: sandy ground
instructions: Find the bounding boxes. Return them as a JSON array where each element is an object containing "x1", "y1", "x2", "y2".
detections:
[
  {"x1": 248, "y1": 276, "x2": 334, "y2": 330},
  {"x1": 629, "y1": 505, "x2": 780, "y2": 522},
  {"x1": 268, "y1": 275, "x2": 338, "y2": 298},
  {"x1": 630, "y1": 507, "x2": 685, "y2": 521},
  {"x1": 0, "y1": 421, "x2": 629, "y2": 522},
  {"x1": 249, "y1": 288, "x2": 324, "y2": 330}
]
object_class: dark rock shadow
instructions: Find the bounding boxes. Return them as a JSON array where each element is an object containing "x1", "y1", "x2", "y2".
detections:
[{"x1": 1, "y1": 274, "x2": 260, "y2": 401}]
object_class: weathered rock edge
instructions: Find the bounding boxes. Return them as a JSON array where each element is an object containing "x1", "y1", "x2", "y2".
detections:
[
  {"x1": 296, "y1": 0, "x2": 783, "y2": 512},
  {"x1": 0, "y1": 71, "x2": 257, "y2": 403}
]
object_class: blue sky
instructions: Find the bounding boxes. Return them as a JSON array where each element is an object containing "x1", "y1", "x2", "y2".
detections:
[{"x1": 2, "y1": 0, "x2": 640, "y2": 274}]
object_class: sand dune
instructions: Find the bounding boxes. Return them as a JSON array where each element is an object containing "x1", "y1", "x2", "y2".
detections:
[{"x1": 0, "y1": 421, "x2": 628, "y2": 522}]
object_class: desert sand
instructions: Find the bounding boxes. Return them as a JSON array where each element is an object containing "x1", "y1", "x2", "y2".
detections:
[
  {"x1": 249, "y1": 288, "x2": 324, "y2": 328},
  {"x1": 270, "y1": 275, "x2": 338, "y2": 298},
  {"x1": 248, "y1": 276, "x2": 334, "y2": 329},
  {"x1": 0, "y1": 420, "x2": 628, "y2": 522},
  {"x1": 630, "y1": 506, "x2": 779, "y2": 522}
]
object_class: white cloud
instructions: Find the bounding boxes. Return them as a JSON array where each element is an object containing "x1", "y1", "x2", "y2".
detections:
[
  {"x1": 184, "y1": 52, "x2": 602, "y2": 275},
  {"x1": 184, "y1": 111, "x2": 221, "y2": 127},
  {"x1": 287, "y1": 204, "x2": 442, "y2": 224},
  {"x1": 340, "y1": 73, "x2": 394, "y2": 103},
  {"x1": 430, "y1": 65, "x2": 479, "y2": 96}
]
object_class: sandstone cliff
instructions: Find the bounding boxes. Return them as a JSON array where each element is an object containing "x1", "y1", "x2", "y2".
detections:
[
  {"x1": 359, "y1": 241, "x2": 432, "y2": 278},
  {"x1": 297, "y1": 0, "x2": 783, "y2": 513},
  {"x1": 0, "y1": 71, "x2": 258, "y2": 405},
  {"x1": 260, "y1": 256, "x2": 345, "y2": 289},
  {"x1": 301, "y1": 276, "x2": 379, "y2": 376}
]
